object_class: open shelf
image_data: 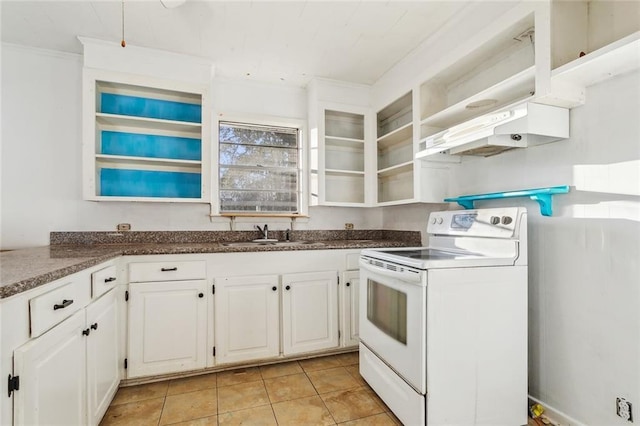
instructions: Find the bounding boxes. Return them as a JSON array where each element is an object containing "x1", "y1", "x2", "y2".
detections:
[
  {"x1": 552, "y1": 31, "x2": 640, "y2": 91},
  {"x1": 378, "y1": 163, "x2": 414, "y2": 204},
  {"x1": 325, "y1": 173, "x2": 365, "y2": 204},
  {"x1": 325, "y1": 169, "x2": 365, "y2": 177},
  {"x1": 377, "y1": 161, "x2": 413, "y2": 178},
  {"x1": 96, "y1": 113, "x2": 201, "y2": 136},
  {"x1": 377, "y1": 92, "x2": 412, "y2": 138},
  {"x1": 377, "y1": 122, "x2": 412, "y2": 147},
  {"x1": 86, "y1": 77, "x2": 206, "y2": 201},
  {"x1": 418, "y1": 12, "x2": 535, "y2": 138},
  {"x1": 325, "y1": 110, "x2": 365, "y2": 140},
  {"x1": 325, "y1": 136, "x2": 365, "y2": 149},
  {"x1": 444, "y1": 185, "x2": 570, "y2": 216},
  {"x1": 95, "y1": 154, "x2": 202, "y2": 169},
  {"x1": 420, "y1": 66, "x2": 535, "y2": 137}
]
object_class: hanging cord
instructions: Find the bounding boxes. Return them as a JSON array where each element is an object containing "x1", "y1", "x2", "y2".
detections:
[{"x1": 121, "y1": 0, "x2": 126, "y2": 47}]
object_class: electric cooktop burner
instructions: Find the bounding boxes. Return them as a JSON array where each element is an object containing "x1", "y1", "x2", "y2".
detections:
[{"x1": 378, "y1": 248, "x2": 481, "y2": 261}]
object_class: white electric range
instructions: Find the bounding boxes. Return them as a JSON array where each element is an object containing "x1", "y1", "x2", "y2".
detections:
[{"x1": 359, "y1": 207, "x2": 528, "y2": 426}]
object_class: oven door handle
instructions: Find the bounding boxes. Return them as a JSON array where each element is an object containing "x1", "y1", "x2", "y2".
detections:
[{"x1": 359, "y1": 258, "x2": 422, "y2": 283}]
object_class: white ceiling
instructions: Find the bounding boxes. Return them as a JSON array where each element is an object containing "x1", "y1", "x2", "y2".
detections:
[{"x1": 1, "y1": 0, "x2": 471, "y2": 87}]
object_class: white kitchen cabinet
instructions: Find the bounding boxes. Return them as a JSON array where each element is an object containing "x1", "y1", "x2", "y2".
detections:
[
  {"x1": 376, "y1": 92, "x2": 450, "y2": 205},
  {"x1": 282, "y1": 271, "x2": 339, "y2": 355},
  {"x1": 127, "y1": 279, "x2": 208, "y2": 378},
  {"x1": 308, "y1": 79, "x2": 374, "y2": 207},
  {"x1": 341, "y1": 270, "x2": 360, "y2": 347},
  {"x1": 86, "y1": 288, "x2": 120, "y2": 425},
  {"x1": 13, "y1": 310, "x2": 87, "y2": 426},
  {"x1": 214, "y1": 275, "x2": 280, "y2": 364},
  {"x1": 82, "y1": 69, "x2": 211, "y2": 202},
  {"x1": 377, "y1": 91, "x2": 414, "y2": 205},
  {"x1": 12, "y1": 285, "x2": 119, "y2": 426},
  {"x1": 311, "y1": 105, "x2": 371, "y2": 206}
]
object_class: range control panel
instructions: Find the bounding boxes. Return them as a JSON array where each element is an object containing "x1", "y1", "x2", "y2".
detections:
[{"x1": 427, "y1": 207, "x2": 526, "y2": 238}]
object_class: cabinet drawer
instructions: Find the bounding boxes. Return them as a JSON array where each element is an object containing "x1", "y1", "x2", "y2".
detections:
[
  {"x1": 129, "y1": 261, "x2": 206, "y2": 283},
  {"x1": 92, "y1": 265, "x2": 118, "y2": 298},
  {"x1": 30, "y1": 279, "x2": 89, "y2": 338},
  {"x1": 346, "y1": 253, "x2": 360, "y2": 270}
]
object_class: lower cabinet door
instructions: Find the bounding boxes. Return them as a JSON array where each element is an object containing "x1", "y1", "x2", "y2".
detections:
[
  {"x1": 128, "y1": 280, "x2": 207, "y2": 378},
  {"x1": 343, "y1": 270, "x2": 360, "y2": 347},
  {"x1": 13, "y1": 310, "x2": 87, "y2": 426},
  {"x1": 215, "y1": 275, "x2": 280, "y2": 364},
  {"x1": 282, "y1": 271, "x2": 339, "y2": 355},
  {"x1": 86, "y1": 289, "x2": 120, "y2": 425}
]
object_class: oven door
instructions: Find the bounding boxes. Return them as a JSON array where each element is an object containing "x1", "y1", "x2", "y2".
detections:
[{"x1": 359, "y1": 257, "x2": 426, "y2": 394}]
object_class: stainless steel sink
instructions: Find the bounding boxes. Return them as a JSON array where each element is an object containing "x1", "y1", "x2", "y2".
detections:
[{"x1": 221, "y1": 241, "x2": 324, "y2": 247}]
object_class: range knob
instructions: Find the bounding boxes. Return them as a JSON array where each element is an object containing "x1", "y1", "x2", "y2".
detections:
[
  {"x1": 436, "y1": 217, "x2": 443, "y2": 225},
  {"x1": 490, "y1": 216, "x2": 500, "y2": 225},
  {"x1": 501, "y1": 216, "x2": 513, "y2": 225},
  {"x1": 431, "y1": 218, "x2": 437, "y2": 224}
]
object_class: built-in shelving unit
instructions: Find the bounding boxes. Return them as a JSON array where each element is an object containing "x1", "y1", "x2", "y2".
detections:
[
  {"x1": 320, "y1": 109, "x2": 367, "y2": 205},
  {"x1": 84, "y1": 76, "x2": 210, "y2": 202},
  {"x1": 418, "y1": 13, "x2": 536, "y2": 142},
  {"x1": 377, "y1": 92, "x2": 415, "y2": 204},
  {"x1": 545, "y1": 0, "x2": 640, "y2": 107}
]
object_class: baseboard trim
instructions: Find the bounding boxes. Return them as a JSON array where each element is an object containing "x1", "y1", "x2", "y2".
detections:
[{"x1": 528, "y1": 396, "x2": 588, "y2": 426}]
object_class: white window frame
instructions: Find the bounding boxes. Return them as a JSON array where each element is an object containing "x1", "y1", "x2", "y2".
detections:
[{"x1": 211, "y1": 112, "x2": 308, "y2": 217}]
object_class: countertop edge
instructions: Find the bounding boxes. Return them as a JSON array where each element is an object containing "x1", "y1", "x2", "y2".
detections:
[{"x1": 1, "y1": 239, "x2": 416, "y2": 299}]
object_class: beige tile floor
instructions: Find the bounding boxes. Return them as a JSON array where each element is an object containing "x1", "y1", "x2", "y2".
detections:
[{"x1": 101, "y1": 352, "x2": 403, "y2": 426}]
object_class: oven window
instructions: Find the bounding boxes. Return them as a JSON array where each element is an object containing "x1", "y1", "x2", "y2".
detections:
[{"x1": 367, "y1": 279, "x2": 407, "y2": 345}]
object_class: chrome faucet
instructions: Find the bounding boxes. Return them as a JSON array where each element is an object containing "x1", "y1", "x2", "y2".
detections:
[{"x1": 256, "y1": 224, "x2": 268, "y2": 240}]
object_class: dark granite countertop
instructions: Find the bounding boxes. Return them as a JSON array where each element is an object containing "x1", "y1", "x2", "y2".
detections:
[{"x1": 0, "y1": 230, "x2": 420, "y2": 299}]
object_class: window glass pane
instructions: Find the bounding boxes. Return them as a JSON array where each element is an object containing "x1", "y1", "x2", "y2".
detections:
[
  {"x1": 220, "y1": 190, "x2": 298, "y2": 213},
  {"x1": 218, "y1": 121, "x2": 300, "y2": 214},
  {"x1": 220, "y1": 167, "x2": 298, "y2": 191},
  {"x1": 220, "y1": 124, "x2": 297, "y2": 148},
  {"x1": 220, "y1": 144, "x2": 298, "y2": 168}
]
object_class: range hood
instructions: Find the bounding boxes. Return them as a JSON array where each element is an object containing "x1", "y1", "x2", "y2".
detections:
[{"x1": 416, "y1": 102, "x2": 569, "y2": 158}]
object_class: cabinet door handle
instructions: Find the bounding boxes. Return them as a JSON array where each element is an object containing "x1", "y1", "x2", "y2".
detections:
[
  {"x1": 198, "y1": 293, "x2": 204, "y2": 298},
  {"x1": 53, "y1": 299, "x2": 74, "y2": 310},
  {"x1": 161, "y1": 267, "x2": 178, "y2": 272},
  {"x1": 272, "y1": 286, "x2": 277, "y2": 291},
  {"x1": 285, "y1": 285, "x2": 291, "y2": 291},
  {"x1": 82, "y1": 328, "x2": 91, "y2": 336},
  {"x1": 90, "y1": 323, "x2": 98, "y2": 331},
  {"x1": 104, "y1": 277, "x2": 116, "y2": 283},
  {"x1": 346, "y1": 282, "x2": 351, "y2": 287}
]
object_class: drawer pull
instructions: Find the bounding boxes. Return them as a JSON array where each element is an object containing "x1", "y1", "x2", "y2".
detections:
[
  {"x1": 90, "y1": 323, "x2": 98, "y2": 331},
  {"x1": 104, "y1": 277, "x2": 116, "y2": 283},
  {"x1": 285, "y1": 285, "x2": 291, "y2": 291},
  {"x1": 82, "y1": 328, "x2": 91, "y2": 336},
  {"x1": 272, "y1": 286, "x2": 277, "y2": 291},
  {"x1": 53, "y1": 299, "x2": 74, "y2": 310},
  {"x1": 161, "y1": 267, "x2": 178, "y2": 272},
  {"x1": 198, "y1": 293, "x2": 204, "y2": 298}
]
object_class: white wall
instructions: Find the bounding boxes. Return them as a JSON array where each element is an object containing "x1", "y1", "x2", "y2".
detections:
[
  {"x1": 451, "y1": 72, "x2": 640, "y2": 425},
  {"x1": 0, "y1": 44, "x2": 382, "y2": 249}
]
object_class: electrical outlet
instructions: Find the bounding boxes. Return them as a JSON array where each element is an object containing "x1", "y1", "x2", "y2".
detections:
[
  {"x1": 117, "y1": 223, "x2": 131, "y2": 232},
  {"x1": 617, "y1": 397, "x2": 633, "y2": 422},
  {"x1": 344, "y1": 223, "x2": 354, "y2": 230}
]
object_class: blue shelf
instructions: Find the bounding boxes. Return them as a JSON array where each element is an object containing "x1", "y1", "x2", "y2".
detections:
[
  {"x1": 101, "y1": 131, "x2": 201, "y2": 161},
  {"x1": 101, "y1": 93, "x2": 201, "y2": 123},
  {"x1": 100, "y1": 168, "x2": 201, "y2": 198},
  {"x1": 444, "y1": 186, "x2": 570, "y2": 216}
]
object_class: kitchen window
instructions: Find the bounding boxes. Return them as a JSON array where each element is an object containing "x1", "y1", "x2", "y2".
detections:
[{"x1": 218, "y1": 121, "x2": 302, "y2": 214}]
